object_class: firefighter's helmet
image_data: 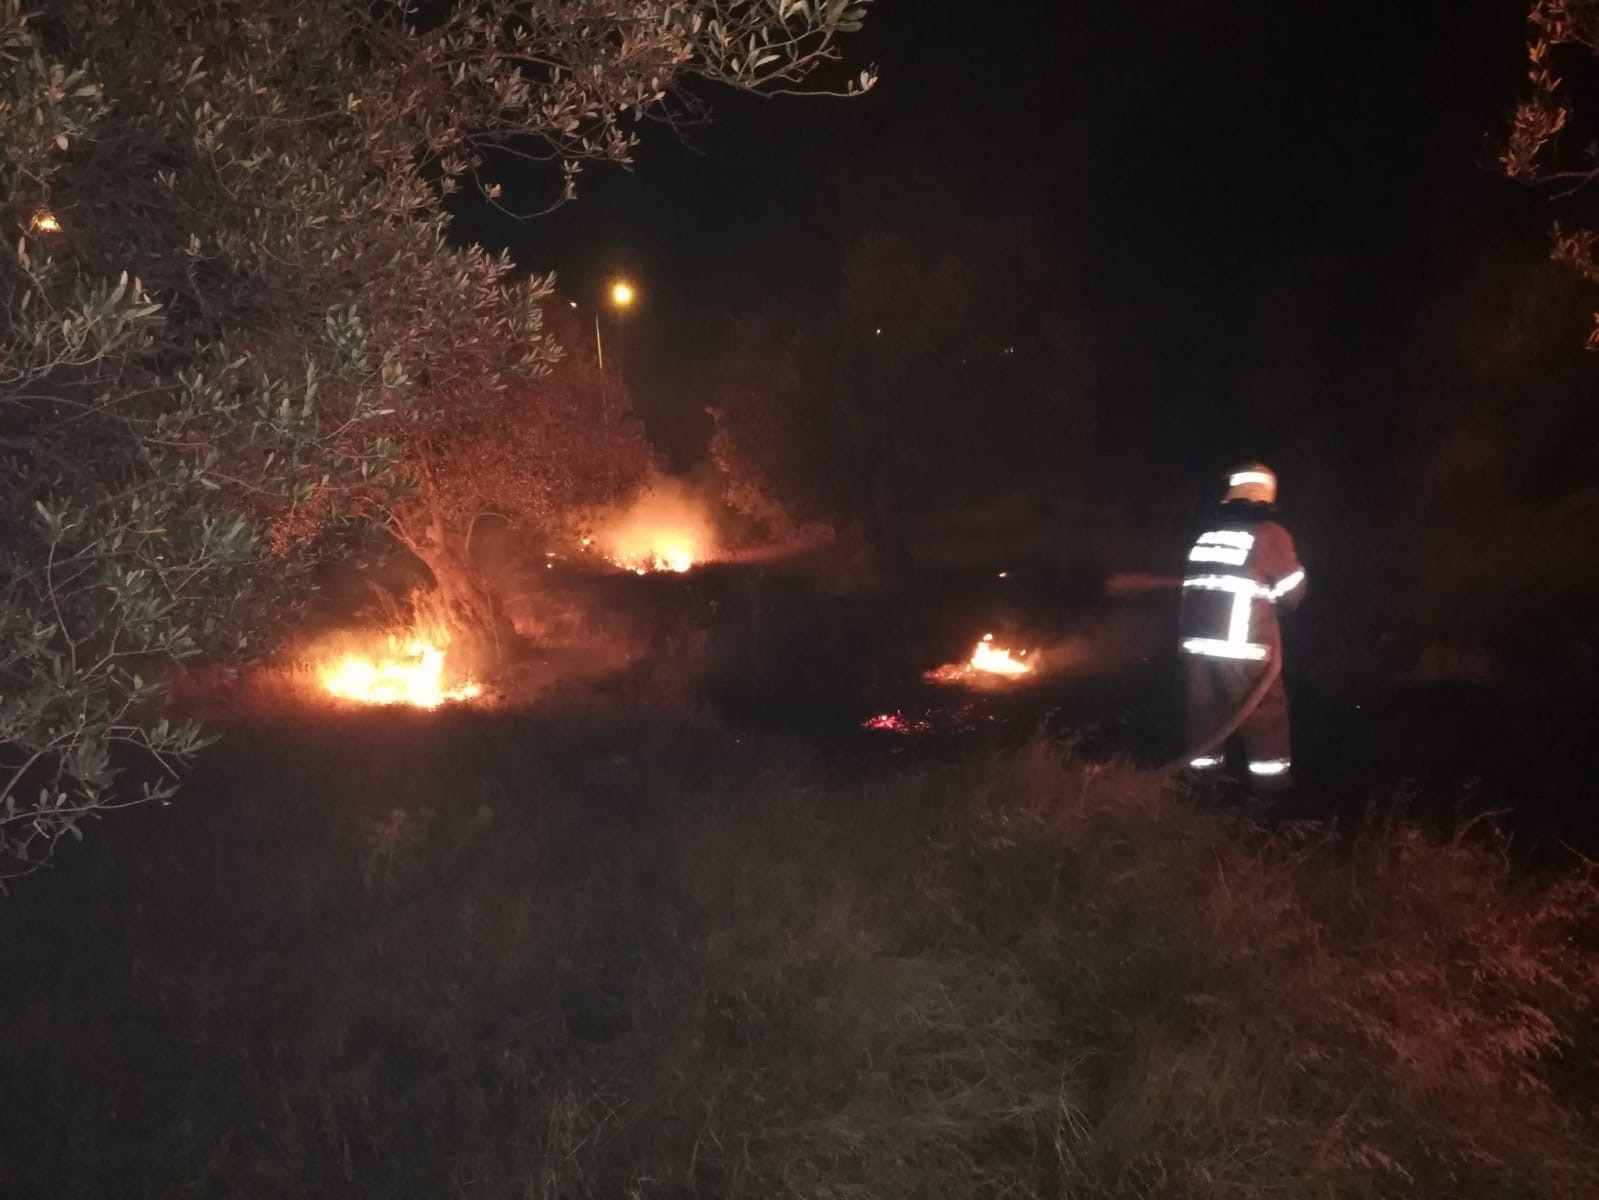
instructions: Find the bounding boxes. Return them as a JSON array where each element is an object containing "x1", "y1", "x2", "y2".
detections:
[{"x1": 1222, "y1": 462, "x2": 1277, "y2": 505}]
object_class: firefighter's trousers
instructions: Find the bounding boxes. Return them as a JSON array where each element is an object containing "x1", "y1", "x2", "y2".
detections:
[{"x1": 1184, "y1": 654, "x2": 1292, "y2": 787}]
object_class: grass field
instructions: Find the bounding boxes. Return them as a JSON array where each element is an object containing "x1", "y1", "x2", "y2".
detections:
[{"x1": 3, "y1": 700, "x2": 1597, "y2": 1199}]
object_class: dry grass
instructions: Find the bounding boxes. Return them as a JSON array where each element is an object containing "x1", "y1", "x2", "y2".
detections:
[{"x1": 1, "y1": 718, "x2": 1596, "y2": 1198}]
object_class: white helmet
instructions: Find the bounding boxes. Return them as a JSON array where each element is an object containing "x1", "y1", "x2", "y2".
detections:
[{"x1": 1222, "y1": 461, "x2": 1277, "y2": 505}]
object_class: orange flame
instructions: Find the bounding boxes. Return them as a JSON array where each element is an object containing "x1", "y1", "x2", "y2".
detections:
[
  {"x1": 588, "y1": 479, "x2": 716, "y2": 574},
  {"x1": 970, "y1": 634, "x2": 1031, "y2": 676},
  {"x1": 319, "y1": 635, "x2": 481, "y2": 709},
  {"x1": 617, "y1": 544, "x2": 697, "y2": 575},
  {"x1": 926, "y1": 634, "x2": 1036, "y2": 685}
]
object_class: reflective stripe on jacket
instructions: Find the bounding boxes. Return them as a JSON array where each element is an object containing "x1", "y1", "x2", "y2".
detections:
[{"x1": 1179, "y1": 514, "x2": 1304, "y2": 661}]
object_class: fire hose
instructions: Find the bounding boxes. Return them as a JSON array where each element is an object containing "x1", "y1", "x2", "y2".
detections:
[
  {"x1": 1156, "y1": 650, "x2": 1282, "y2": 775},
  {"x1": 1105, "y1": 572, "x2": 1285, "y2": 776}
]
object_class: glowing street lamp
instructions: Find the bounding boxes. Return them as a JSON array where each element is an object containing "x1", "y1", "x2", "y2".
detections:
[
  {"x1": 595, "y1": 278, "x2": 637, "y2": 370},
  {"x1": 29, "y1": 210, "x2": 61, "y2": 234}
]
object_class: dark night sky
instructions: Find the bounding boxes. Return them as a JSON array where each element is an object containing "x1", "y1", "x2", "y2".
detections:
[{"x1": 456, "y1": 0, "x2": 1543, "y2": 479}]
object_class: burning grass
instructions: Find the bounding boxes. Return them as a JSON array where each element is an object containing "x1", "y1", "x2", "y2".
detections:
[
  {"x1": 586, "y1": 474, "x2": 719, "y2": 574},
  {"x1": 174, "y1": 625, "x2": 493, "y2": 718},
  {"x1": 2, "y1": 724, "x2": 1597, "y2": 1198},
  {"x1": 317, "y1": 634, "x2": 483, "y2": 709},
  {"x1": 926, "y1": 632, "x2": 1038, "y2": 685}
]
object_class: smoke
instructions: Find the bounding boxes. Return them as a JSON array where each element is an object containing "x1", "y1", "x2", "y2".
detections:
[{"x1": 1033, "y1": 605, "x2": 1168, "y2": 680}]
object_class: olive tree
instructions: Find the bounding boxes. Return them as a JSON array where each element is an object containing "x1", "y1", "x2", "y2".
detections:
[
  {"x1": 0, "y1": 0, "x2": 873, "y2": 871},
  {"x1": 1503, "y1": 0, "x2": 1599, "y2": 343}
]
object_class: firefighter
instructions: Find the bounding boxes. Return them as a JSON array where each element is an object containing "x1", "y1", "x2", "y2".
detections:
[{"x1": 1179, "y1": 462, "x2": 1305, "y2": 790}]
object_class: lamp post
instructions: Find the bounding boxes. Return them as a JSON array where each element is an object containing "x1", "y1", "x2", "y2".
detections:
[{"x1": 595, "y1": 278, "x2": 636, "y2": 371}]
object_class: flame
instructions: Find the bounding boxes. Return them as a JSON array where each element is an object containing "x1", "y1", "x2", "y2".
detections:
[
  {"x1": 618, "y1": 544, "x2": 697, "y2": 574},
  {"x1": 970, "y1": 634, "x2": 1032, "y2": 676},
  {"x1": 926, "y1": 634, "x2": 1036, "y2": 685},
  {"x1": 319, "y1": 635, "x2": 481, "y2": 709},
  {"x1": 588, "y1": 477, "x2": 716, "y2": 574}
]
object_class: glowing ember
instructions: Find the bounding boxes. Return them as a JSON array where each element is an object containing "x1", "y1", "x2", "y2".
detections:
[
  {"x1": 863, "y1": 711, "x2": 934, "y2": 734},
  {"x1": 926, "y1": 634, "x2": 1036, "y2": 685},
  {"x1": 862, "y1": 703, "x2": 994, "y2": 735},
  {"x1": 319, "y1": 637, "x2": 481, "y2": 709}
]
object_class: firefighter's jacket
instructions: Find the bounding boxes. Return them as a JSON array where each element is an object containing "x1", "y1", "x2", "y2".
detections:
[{"x1": 1178, "y1": 502, "x2": 1305, "y2": 662}]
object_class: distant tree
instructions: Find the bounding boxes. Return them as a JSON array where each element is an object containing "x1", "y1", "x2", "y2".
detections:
[
  {"x1": 1384, "y1": 241, "x2": 1599, "y2": 625},
  {"x1": 0, "y1": 0, "x2": 872, "y2": 871},
  {"x1": 1408, "y1": 247, "x2": 1599, "y2": 504},
  {"x1": 709, "y1": 223, "x2": 1095, "y2": 569},
  {"x1": 708, "y1": 315, "x2": 827, "y2": 535}
]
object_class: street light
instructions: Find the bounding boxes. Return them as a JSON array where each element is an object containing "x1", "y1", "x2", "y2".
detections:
[
  {"x1": 29, "y1": 210, "x2": 61, "y2": 234},
  {"x1": 595, "y1": 279, "x2": 637, "y2": 370}
]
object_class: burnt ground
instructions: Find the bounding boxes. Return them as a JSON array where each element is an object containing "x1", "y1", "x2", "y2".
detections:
[{"x1": 544, "y1": 558, "x2": 1599, "y2": 855}]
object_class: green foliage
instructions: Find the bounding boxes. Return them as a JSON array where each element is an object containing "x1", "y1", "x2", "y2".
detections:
[
  {"x1": 0, "y1": 0, "x2": 872, "y2": 870},
  {"x1": 2, "y1": 727, "x2": 1596, "y2": 1196}
]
